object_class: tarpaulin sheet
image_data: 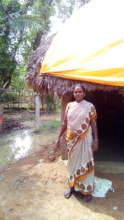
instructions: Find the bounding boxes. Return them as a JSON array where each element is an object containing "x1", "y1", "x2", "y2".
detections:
[{"x1": 40, "y1": 0, "x2": 124, "y2": 86}]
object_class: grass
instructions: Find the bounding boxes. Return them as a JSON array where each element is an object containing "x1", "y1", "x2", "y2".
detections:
[
  {"x1": 42, "y1": 120, "x2": 61, "y2": 130},
  {"x1": 33, "y1": 120, "x2": 61, "y2": 134}
]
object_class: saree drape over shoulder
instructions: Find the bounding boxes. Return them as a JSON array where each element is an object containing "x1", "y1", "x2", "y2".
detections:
[{"x1": 66, "y1": 100, "x2": 97, "y2": 195}]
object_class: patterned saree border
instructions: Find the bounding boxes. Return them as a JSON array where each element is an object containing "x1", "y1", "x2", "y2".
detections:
[{"x1": 68, "y1": 166, "x2": 94, "y2": 188}]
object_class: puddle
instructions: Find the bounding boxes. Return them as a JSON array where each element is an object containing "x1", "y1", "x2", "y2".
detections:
[{"x1": 0, "y1": 112, "x2": 60, "y2": 171}]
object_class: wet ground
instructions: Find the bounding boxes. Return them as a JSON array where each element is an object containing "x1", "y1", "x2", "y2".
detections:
[
  {"x1": 0, "y1": 153, "x2": 124, "y2": 220},
  {"x1": 0, "y1": 111, "x2": 60, "y2": 171}
]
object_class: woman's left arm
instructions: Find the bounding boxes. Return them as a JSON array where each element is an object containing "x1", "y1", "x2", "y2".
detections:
[{"x1": 90, "y1": 118, "x2": 99, "y2": 152}]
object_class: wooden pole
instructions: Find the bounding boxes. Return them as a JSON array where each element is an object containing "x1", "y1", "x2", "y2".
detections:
[{"x1": 34, "y1": 93, "x2": 41, "y2": 129}]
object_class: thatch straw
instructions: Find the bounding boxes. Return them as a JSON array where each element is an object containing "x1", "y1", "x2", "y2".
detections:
[{"x1": 26, "y1": 34, "x2": 124, "y2": 96}]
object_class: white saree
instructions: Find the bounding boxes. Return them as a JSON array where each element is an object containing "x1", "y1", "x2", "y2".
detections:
[{"x1": 65, "y1": 99, "x2": 97, "y2": 195}]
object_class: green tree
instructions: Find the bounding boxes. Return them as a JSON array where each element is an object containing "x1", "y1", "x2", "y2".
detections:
[
  {"x1": 0, "y1": 0, "x2": 56, "y2": 90},
  {"x1": 0, "y1": 0, "x2": 91, "y2": 91}
]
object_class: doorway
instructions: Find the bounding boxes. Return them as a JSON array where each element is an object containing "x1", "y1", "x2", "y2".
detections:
[{"x1": 87, "y1": 90, "x2": 124, "y2": 161}]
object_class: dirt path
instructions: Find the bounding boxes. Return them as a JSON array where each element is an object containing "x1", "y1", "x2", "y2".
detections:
[{"x1": 0, "y1": 147, "x2": 124, "y2": 220}]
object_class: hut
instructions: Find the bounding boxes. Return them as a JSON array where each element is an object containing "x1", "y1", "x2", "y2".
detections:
[{"x1": 26, "y1": 0, "x2": 124, "y2": 161}]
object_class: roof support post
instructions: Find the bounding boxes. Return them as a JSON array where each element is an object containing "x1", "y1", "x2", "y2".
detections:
[{"x1": 34, "y1": 93, "x2": 41, "y2": 129}]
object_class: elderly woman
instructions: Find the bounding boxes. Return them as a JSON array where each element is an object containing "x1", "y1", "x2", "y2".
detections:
[{"x1": 56, "y1": 84, "x2": 98, "y2": 202}]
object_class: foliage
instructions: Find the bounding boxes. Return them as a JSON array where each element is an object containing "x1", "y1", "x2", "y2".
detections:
[
  {"x1": 0, "y1": 0, "x2": 91, "y2": 100},
  {"x1": 41, "y1": 94, "x2": 61, "y2": 112},
  {"x1": 0, "y1": 89, "x2": 19, "y2": 103},
  {"x1": 0, "y1": 0, "x2": 56, "y2": 90},
  {"x1": 11, "y1": 65, "x2": 26, "y2": 89},
  {"x1": 44, "y1": 94, "x2": 55, "y2": 111},
  {"x1": 55, "y1": 0, "x2": 90, "y2": 21}
]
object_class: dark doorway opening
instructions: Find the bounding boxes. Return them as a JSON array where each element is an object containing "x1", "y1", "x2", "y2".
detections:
[{"x1": 87, "y1": 90, "x2": 124, "y2": 161}]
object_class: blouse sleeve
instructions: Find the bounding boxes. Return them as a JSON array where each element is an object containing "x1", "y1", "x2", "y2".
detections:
[{"x1": 89, "y1": 104, "x2": 97, "y2": 120}]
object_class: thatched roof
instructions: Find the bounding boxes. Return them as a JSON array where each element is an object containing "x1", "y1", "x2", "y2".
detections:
[{"x1": 26, "y1": 34, "x2": 124, "y2": 97}]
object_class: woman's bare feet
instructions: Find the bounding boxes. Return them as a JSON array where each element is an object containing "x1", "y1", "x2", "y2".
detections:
[{"x1": 64, "y1": 187, "x2": 73, "y2": 199}]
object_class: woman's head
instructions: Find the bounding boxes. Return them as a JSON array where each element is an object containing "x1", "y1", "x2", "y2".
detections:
[{"x1": 73, "y1": 84, "x2": 86, "y2": 102}]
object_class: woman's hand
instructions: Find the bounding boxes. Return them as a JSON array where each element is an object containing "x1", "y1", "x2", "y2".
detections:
[
  {"x1": 92, "y1": 139, "x2": 99, "y2": 152},
  {"x1": 55, "y1": 112, "x2": 67, "y2": 150},
  {"x1": 55, "y1": 139, "x2": 61, "y2": 149}
]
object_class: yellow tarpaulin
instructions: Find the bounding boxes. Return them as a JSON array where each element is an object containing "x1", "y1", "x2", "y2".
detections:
[{"x1": 40, "y1": 0, "x2": 124, "y2": 86}]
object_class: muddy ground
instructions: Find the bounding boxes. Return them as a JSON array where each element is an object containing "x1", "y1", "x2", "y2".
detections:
[{"x1": 0, "y1": 143, "x2": 124, "y2": 220}]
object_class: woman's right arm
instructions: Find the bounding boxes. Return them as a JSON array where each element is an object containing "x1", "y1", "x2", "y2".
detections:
[{"x1": 56, "y1": 111, "x2": 67, "y2": 148}]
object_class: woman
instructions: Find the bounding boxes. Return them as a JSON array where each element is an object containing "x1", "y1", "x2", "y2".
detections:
[{"x1": 56, "y1": 84, "x2": 98, "y2": 201}]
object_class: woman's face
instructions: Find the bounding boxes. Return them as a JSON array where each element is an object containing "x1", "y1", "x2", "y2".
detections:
[{"x1": 73, "y1": 86, "x2": 85, "y2": 102}]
